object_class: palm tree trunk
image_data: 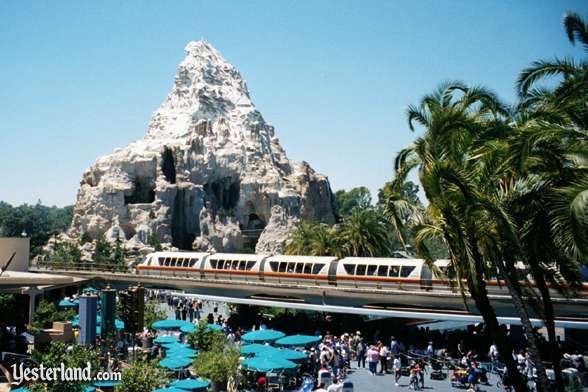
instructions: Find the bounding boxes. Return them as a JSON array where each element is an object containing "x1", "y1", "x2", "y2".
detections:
[
  {"x1": 466, "y1": 274, "x2": 528, "y2": 392},
  {"x1": 531, "y1": 265, "x2": 564, "y2": 392},
  {"x1": 465, "y1": 237, "x2": 528, "y2": 392},
  {"x1": 498, "y1": 257, "x2": 549, "y2": 392}
]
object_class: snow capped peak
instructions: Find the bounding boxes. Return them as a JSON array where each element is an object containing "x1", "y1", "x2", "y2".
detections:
[
  {"x1": 145, "y1": 40, "x2": 259, "y2": 141},
  {"x1": 184, "y1": 40, "x2": 225, "y2": 62}
]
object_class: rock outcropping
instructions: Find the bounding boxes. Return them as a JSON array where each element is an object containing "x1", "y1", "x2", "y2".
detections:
[{"x1": 68, "y1": 41, "x2": 336, "y2": 254}]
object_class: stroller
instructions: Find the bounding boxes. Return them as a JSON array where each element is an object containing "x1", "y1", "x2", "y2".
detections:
[
  {"x1": 451, "y1": 368, "x2": 470, "y2": 388},
  {"x1": 430, "y1": 358, "x2": 447, "y2": 380}
]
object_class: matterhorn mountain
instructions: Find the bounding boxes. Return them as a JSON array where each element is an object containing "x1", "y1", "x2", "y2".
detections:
[{"x1": 66, "y1": 41, "x2": 336, "y2": 256}]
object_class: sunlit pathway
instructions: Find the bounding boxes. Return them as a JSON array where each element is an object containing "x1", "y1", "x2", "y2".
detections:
[{"x1": 345, "y1": 365, "x2": 505, "y2": 392}]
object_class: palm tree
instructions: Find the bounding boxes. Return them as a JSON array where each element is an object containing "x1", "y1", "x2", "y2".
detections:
[
  {"x1": 338, "y1": 208, "x2": 392, "y2": 257},
  {"x1": 388, "y1": 82, "x2": 539, "y2": 392},
  {"x1": 512, "y1": 13, "x2": 588, "y2": 392},
  {"x1": 284, "y1": 221, "x2": 339, "y2": 256}
]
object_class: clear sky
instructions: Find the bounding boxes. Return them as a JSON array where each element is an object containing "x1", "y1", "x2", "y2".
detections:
[{"x1": 1, "y1": 1, "x2": 586, "y2": 207}]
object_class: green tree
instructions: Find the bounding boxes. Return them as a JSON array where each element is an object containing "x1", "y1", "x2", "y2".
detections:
[
  {"x1": 32, "y1": 300, "x2": 76, "y2": 330},
  {"x1": 0, "y1": 201, "x2": 73, "y2": 256},
  {"x1": 51, "y1": 242, "x2": 82, "y2": 266},
  {"x1": 334, "y1": 187, "x2": 372, "y2": 217},
  {"x1": 115, "y1": 358, "x2": 167, "y2": 392},
  {"x1": 92, "y1": 235, "x2": 112, "y2": 265},
  {"x1": 389, "y1": 81, "x2": 534, "y2": 392},
  {"x1": 186, "y1": 320, "x2": 227, "y2": 351},
  {"x1": 29, "y1": 341, "x2": 98, "y2": 392},
  {"x1": 147, "y1": 232, "x2": 162, "y2": 251},
  {"x1": 338, "y1": 208, "x2": 392, "y2": 257},
  {"x1": 193, "y1": 347, "x2": 240, "y2": 389}
]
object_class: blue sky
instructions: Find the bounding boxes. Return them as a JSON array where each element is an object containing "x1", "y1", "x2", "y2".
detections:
[{"x1": 1, "y1": 1, "x2": 586, "y2": 207}]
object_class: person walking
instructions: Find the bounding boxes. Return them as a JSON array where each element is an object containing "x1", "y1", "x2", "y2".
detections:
[
  {"x1": 379, "y1": 344, "x2": 389, "y2": 374},
  {"x1": 394, "y1": 355, "x2": 402, "y2": 386},
  {"x1": 391, "y1": 336, "x2": 399, "y2": 357},
  {"x1": 357, "y1": 339, "x2": 366, "y2": 369},
  {"x1": 367, "y1": 345, "x2": 379, "y2": 375}
]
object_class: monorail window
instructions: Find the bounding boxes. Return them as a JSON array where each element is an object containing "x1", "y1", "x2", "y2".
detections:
[
  {"x1": 191, "y1": 258, "x2": 198, "y2": 267},
  {"x1": 164, "y1": 258, "x2": 170, "y2": 266},
  {"x1": 343, "y1": 264, "x2": 356, "y2": 275},
  {"x1": 367, "y1": 265, "x2": 377, "y2": 276},
  {"x1": 389, "y1": 266, "x2": 400, "y2": 277},
  {"x1": 230, "y1": 260, "x2": 237, "y2": 269},
  {"x1": 246, "y1": 261, "x2": 255, "y2": 270},
  {"x1": 170, "y1": 258, "x2": 176, "y2": 267},
  {"x1": 295, "y1": 263, "x2": 303, "y2": 274},
  {"x1": 238, "y1": 261, "x2": 246, "y2": 271},
  {"x1": 279, "y1": 262, "x2": 287, "y2": 273},
  {"x1": 269, "y1": 261, "x2": 279, "y2": 272},
  {"x1": 210, "y1": 260, "x2": 217, "y2": 269},
  {"x1": 356, "y1": 265, "x2": 366, "y2": 276},
  {"x1": 218, "y1": 260, "x2": 225, "y2": 269},
  {"x1": 225, "y1": 261, "x2": 232, "y2": 270},
  {"x1": 400, "y1": 266, "x2": 415, "y2": 277},
  {"x1": 312, "y1": 264, "x2": 324, "y2": 274},
  {"x1": 378, "y1": 265, "x2": 388, "y2": 276},
  {"x1": 287, "y1": 263, "x2": 296, "y2": 273},
  {"x1": 303, "y1": 264, "x2": 312, "y2": 274}
]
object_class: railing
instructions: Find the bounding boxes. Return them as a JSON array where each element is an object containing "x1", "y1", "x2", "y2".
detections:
[{"x1": 32, "y1": 260, "x2": 131, "y2": 274}]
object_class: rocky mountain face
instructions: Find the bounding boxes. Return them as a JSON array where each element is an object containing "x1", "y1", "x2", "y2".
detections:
[{"x1": 67, "y1": 41, "x2": 336, "y2": 256}]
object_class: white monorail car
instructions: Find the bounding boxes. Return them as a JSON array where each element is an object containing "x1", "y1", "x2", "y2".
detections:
[{"x1": 335, "y1": 257, "x2": 432, "y2": 289}]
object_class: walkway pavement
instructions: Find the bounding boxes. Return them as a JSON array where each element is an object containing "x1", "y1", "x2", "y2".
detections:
[{"x1": 346, "y1": 365, "x2": 504, "y2": 392}]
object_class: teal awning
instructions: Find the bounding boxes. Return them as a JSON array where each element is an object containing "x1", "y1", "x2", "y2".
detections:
[
  {"x1": 170, "y1": 378, "x2": 210, "y2": 390},
  {"x1": 159, "y1": 357, "x2": 192, "y2": 370},
  {"x1": 58, "y1": 299, "x2": 77, "y2": 308},
  {"x1": 241, "y1": 344, "x2": 306, "y2": 361},
  {"x1": 93, "y1": 380, "x2": 119, "y2": 388},
  {"x1": 241, "y1": 329, "x2": 285, "y2": 343},
  {"x1": 152, "y1": 388, "x2": 186, "y2": 392},
  {"x1": 166, "y1": 347, "x2": 198, "y2": 359},
  {"x1": 162, "y1": 342, "x2": 189, "y2": 350},
  {"x1": 275, "y1": 334, "x2": 322, "y2": 347},
  {"x1": 154, "y1": 335, "x2": 179, "y2": 345},
  {"x1": 241, "y1": 343, "x2": 272, "y2": 355},
  {"x1": 242, "y1": 356, "x2": 297, "y2": 372},
  {"x1": 152, "y1": 319, "x2": 193, "y2": 330}
]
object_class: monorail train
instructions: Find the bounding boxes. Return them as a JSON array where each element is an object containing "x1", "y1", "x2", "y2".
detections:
[{"x1": 136, "y1": 251, "x2": 587, "y2": 295}]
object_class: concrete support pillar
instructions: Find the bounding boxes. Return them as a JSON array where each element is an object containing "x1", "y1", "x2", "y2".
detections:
[{"x1": 25, "y1": 286, "x2": 41, "y2": 327}]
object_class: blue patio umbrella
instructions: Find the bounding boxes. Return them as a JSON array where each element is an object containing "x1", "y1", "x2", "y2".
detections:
[
  {"x1": 85, "y1": 387, "x2": 96, "y2": 392},
  {"x1": 11, "y1": 388, "x2": 29, "y2": 392},
  {"x1": 179, "y1": 323, "x2": 196, "y2": 333},
  {"x1": 275, "y1": 334, "x2": 322, "y2": 347},
  {"x1": 166, "y1": 347, "x2": 198, "y2": 359},
  {"x1": 152, "y1": 388, "x2": 186, "y2": 392},
  {"x1": 159, "y1": 357, "x2": 192, "y2": 370},
  {"x1": 240, "y1": 343, "x2": 272, "y2": 355},
  {"x1": 162, "y1": 342, "x2": 189, "y2": 350},
  {"x1": 93, "y1": 380, "x2": 120, "y2": 388},
  {"x1": 58, "y1": 299, "x2": 77, "y2": 308},
  {"x1": 152, "y1": 319, "x2": 193, "y2": 330},
  {"x1": 243, "y1": 356, "x2": 297, "y2": 372},
  {"x1": 115, "y1": 319, "x2": 124, "y2": 330},
  {"x1": 171, "y1": 378, "x2": 210, "y2": 390},
  {"x1": 241, "y1": 329, "x2": 285, "y2": 343},
  {"x1": 154, "y1": 335, "x2": 179, "y2": 345},
  {"x1": 271, "y1": 348, "x2": 307, "y2": 361}
]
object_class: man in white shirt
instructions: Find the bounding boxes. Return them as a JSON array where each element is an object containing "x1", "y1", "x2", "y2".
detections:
[
  {"x1": 315, "y1": 383, "x2": 328, "y2": 392},
  {"x1": 327, "y1": 377, "x2": 343, "y2": 392}
]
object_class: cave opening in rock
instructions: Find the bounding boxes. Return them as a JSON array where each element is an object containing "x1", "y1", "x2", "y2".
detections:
[
  {"x1": 171, "y1": 188, "x2": 197, "y2": 250},
  {"x1": 204, "y1": 177, "x2": 240, "y2": 212},
  {"x1": 247, "y1": 213, "x2": 265, "y2": 230},
  {"x1": 161, "y1": 147, "x2": 176, "y2": 184},
  {"x1": 124, "y1": 177, "x2": 155, "y2": 205}
]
